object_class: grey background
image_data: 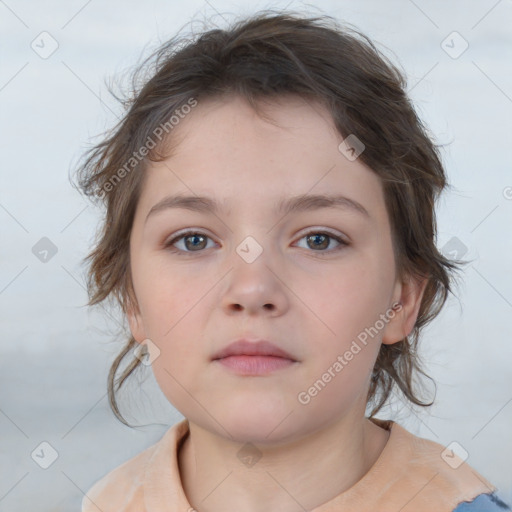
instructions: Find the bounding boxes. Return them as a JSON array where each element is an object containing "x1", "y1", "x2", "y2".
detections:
[{"x1": 1, "y1": 0, "x2": 511, "y2": 510}]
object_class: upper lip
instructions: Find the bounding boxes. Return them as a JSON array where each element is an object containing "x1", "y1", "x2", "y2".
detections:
[{"x1": 211, "y1": 339, "x2": 297, "y2": 361}]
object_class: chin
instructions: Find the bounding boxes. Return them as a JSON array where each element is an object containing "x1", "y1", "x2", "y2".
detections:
[{"x1": 215, "y1": 404, "x2": 304, "y2": 445}]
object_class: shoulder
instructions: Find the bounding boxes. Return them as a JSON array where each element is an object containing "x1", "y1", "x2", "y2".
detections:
[
  {"x1": 81, "y1": 438, "x2": 160, "y2": 512},
  {"x1": 369, "y1": 419, "x2": 500, "y2": 511},
  {"x1": 452, "y1": 491, "x2": 512, "y2": 511},
  {"x1": 81, "y1": 419, "x2": 191, "y2": 512}
]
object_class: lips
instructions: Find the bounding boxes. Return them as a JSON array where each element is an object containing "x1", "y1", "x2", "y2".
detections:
[{"x1": 211, "y1": 339, "x2": 297, "y2": 362}]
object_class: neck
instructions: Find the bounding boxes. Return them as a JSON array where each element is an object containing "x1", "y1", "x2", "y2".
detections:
[{"x1": 178, "y1": 412, "x2": 390, "y2": 512}]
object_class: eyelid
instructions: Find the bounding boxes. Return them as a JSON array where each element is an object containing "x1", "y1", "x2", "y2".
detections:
[
  {"x1": 292, "y1": 228, "x2": 349, "y2": 255},
  {"x1": 294, "y1": 226, "x2": 348, "y2": 243},
  {"x1": 162, "y1": 228, "x2": 218, "y2": 248}
]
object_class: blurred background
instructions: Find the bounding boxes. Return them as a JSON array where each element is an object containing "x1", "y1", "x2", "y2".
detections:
[{"x1": 1, "y1": 0, "x2": 511, "y2": 510}]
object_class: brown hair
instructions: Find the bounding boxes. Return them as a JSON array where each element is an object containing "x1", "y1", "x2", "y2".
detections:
[{"x1": 72, "y1": 10, "x2": 465, "y2": 427}]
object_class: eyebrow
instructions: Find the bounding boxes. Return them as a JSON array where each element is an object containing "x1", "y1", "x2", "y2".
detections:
[{"x1": 144, "y1": 193, "x2": 370, "y2": 224}]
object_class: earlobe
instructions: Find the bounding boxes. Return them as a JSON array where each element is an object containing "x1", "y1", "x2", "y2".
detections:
[
  {"x1": 126, "y1": 299, "x2": 146, "y2": 344},
  {"x1": 381, "y1": 273, "x2": 429, "y2": 345}
]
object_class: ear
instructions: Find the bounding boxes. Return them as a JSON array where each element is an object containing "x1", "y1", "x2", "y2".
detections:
[
  {"x1": 381, "y1": 273, "x2": 429, "y2": 345},
  {"x1": 125, "y1": 294, "x2": 146, "y2": 344}
]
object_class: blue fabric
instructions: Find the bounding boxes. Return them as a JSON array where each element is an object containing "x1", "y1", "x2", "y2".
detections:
[{"x1": 453, "y1": 492, "x2": 511, "y2": 511}]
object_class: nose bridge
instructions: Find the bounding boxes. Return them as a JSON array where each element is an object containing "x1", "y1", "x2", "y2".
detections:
[
  {"x1": 221, "y1": 230, "x2": 287, "y2": 315},
  {"x1": 225, "y1": 205, "x2": 280, "y2": 264}
]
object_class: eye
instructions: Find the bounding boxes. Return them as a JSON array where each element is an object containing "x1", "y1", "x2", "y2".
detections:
[
  {"x1": 163, "y1": 228, "x2": 348, "y2": 256},
  {"x1": 294, "y1": 230, "x2": 348, "y2": 253},
  {"x1": 163, "y1": 230, "x2": 216, "y2": 255}
]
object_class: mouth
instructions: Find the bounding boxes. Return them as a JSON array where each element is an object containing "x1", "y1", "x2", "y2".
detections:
[
  {"x1": 211, "y1": 339, "x2": 298, "y2": 376},
  {"x1": 214, "y1": 354, "x2": 296, "y2": 375}
]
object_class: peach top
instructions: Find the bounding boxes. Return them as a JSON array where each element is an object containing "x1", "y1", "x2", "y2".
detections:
[{"x1": 82, "y1": 417, "x2": 496, "y2": 512}]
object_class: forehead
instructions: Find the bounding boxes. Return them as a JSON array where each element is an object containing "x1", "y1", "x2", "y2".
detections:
[
  {"x1": 136, "y1": 95, "x2": 387, "y2": 223},
  {"x1": 167, "y1": 94, "x2": 339, "y2": 159}
]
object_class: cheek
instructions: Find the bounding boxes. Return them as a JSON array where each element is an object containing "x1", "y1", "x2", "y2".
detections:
[
  {"x1": 132, "y1": 253, "x2": 212, "y2": 339},
  {"x1": 151, "y1": 358, "x2": 201, "y2": 421},
  {"x1": 149, "y1": 326, "x2": 206, "y2": 418},
  {"x1": 296, "y1": 357, "x2": 374, "y2": 424},
  {"x1": 131, "y1": 262, "x2": 207, "y2": 406},
  {"x1": 305, "y1": 255, "x2": 390, "y2": 340},
  {"x1": 296, "y1": 254, "x2": 391, "y2": 395},
  {"x1": 297, "y1": 320, "x2": 381, "y2": 417}
]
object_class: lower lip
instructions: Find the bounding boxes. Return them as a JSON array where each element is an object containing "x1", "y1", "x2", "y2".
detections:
[{"x1": 214, "y1": 355, "x2": 296, "y2": 375}]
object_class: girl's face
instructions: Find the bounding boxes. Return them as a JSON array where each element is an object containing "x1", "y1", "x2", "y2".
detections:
[{"x1": 127, "y1": 95, "x2": 425, "y2": 443}]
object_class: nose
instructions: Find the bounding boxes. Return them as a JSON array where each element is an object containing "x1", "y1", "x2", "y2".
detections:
[{"x1": 221, "y1": 250, "x2": 289, "y2": 317}]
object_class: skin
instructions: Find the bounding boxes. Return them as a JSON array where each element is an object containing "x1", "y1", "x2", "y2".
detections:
[{"x1": 127, "y1": 95, "x2": 428, "y2": 512}]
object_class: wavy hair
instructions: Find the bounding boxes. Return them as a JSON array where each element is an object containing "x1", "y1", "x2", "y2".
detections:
[{"x1": 72, "y1": 10, "x2": 465, "y2": 426}]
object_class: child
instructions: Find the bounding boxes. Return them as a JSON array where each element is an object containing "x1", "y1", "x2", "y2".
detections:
[{"x1": 74, "y1": 10, "x2": 511, "y2": 512}]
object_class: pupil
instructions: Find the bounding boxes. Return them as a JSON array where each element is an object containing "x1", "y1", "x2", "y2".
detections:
[
  {"x1": 308, "y1": 234, "x2": 328, "y2": 250},
  {"x1": 186, "y1": 234, "x2": 205, "y2": 250}
]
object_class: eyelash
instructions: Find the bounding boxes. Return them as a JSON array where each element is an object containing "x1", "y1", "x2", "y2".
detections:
[{"x1": 163, "y1": 229, "x2": 348, "y2": 256}]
